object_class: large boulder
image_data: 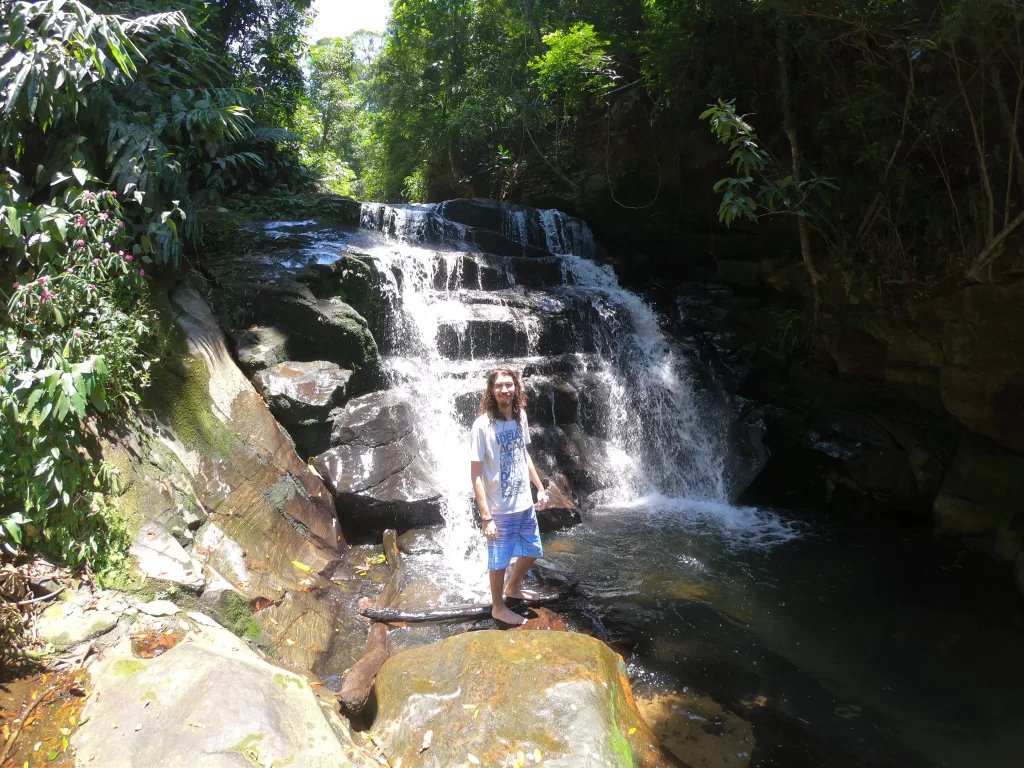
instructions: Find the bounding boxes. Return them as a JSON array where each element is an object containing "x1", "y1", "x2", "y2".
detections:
[
  {"x1": 234, "y1": 324, "x2": 290, "y2": 375},
  {"x1": 299, "y1": 254, "x2": 376, "y2": 311},
  {"x1": 156, "y1": 282, "x2": 347, "y2": 672},
  {"x1": 71, "y1": 614, "x2": 376, "y2": 768},
  {"x1": 129, "y1": 521, "x2": 205, "y2": 591},
  {"x1": 235, "y1": 277, "x2": 380, "y2": 379},
  {"x1": 370, "y1": 630, "x2": 681, "y2": 768},
  {"x1": 253, "y1": 360, "x2": 352, "y2": 426},
  {"x1": 314, "y1": 392, "x2": 442, "y2": 535}
]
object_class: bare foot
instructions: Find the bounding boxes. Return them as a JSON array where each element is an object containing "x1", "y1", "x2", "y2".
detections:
[
  {"x1": 491, "y1": 605, "x2": 527, "y2": 626},
  {"x1": 504, "y1": 587, "x2": 539, "y2": 601}
]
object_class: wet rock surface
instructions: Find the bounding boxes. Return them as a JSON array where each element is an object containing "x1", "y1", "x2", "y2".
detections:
[
  {"x1": 314, "y1": 391, "x2": 442, "y2": 536},
  {"x1": 537, "y1": 472, "x2": 583, "y2": 532},
  {"x1": 253, "y1": 360, "x2": 352, "y2": 426},
  {"x1": 371, "y1": 630, "x2": 681, "y2": 768}
]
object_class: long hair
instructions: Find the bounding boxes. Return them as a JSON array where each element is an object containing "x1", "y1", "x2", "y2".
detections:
[{"x1": 478, "y1": 366, "x2": 527, "y2": 423}]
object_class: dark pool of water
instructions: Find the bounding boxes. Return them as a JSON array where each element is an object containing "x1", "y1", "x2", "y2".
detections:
[{"x1": 542, "y1": 498, "x2": 1024, "y2": 768}]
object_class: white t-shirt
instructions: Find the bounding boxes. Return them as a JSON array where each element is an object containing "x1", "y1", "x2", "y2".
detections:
[{"x1": 470, "y1": 410, "x2": 533, "y2": 515}]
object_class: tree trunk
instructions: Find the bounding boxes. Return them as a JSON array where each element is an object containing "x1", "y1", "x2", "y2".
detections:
[
  {"x1": 776, "y1": 18, "x2": 824, "y2": 331},
  {"x1": 520, "y1": 0, "x2": 542, "y2": 46}
]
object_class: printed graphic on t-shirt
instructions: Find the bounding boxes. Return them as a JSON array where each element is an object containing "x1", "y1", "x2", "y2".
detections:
[{"x1": 496, "y1": 421, "x2": 525, "y2": 500}]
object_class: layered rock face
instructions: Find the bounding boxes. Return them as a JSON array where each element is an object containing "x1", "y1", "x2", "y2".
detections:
[
  {"x1": 694, "y1": 255, "x2": 1024, "y2": 589},
  {"x1": 371, "y1": 631, "x2": 681, "y2": 768},
  {"x1": 118, "y1": 280, "x2": 353, "y2": 674}
]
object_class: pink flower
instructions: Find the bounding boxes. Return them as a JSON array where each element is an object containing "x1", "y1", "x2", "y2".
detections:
[
  {"x1": 125, "y1": 253, "x2": 134, "y2": 262},
  {"x1": 73, "y1": 329, "x2": 82, "y2": 338},
  {"x1": 118, "y1": 222, "x2": 124, "y2": 229},
  {"x1": 38, "y1": 276, "x2": 47, "y2": 285},
  {"x1": 87, "y1": 284, "x2": 96, "y2": 291},
  {"x1": 75, "y1": 239, "x2": 85, "y2": 247},
  {"x1": 76, "y1": 216, "x2": 86, "y2": 227},
  {"x1": 100, "y1": 212, "x2": 109, "y2": 220},
  {"x1": 111, "y1": 191, "x2": 117, "y2": 198},
  {"x1": 41, "y1": 290, "x2": 52, "y2": 299},
  {"x1": 18, "y1": 301, "x2": 24, "y2": 308},
  {"x1": 92, "y1": 258, "x2": 100, "y2": 265},
  {"x1": 139, "y1": 269, "x2": 145, "y2": 277},
  {"x1": 117, "y1": 250, "x2": 124, "y2": 256},
  {"x1": 66, "y1": 267, "x2": 73, "y2": 273},
  {"x1": 103, "y1": 242, "x2": 111, "y2": 250},
  {"x1": 12, "y1": 281, "x2": 18, "y2": 289}
]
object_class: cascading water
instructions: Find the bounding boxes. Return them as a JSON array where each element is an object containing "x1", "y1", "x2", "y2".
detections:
[{"x1": 348, "y1": 199, "x2": 759, "y2": 598}]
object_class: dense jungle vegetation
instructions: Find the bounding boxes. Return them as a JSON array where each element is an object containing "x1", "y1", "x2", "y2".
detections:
[{"x1": 2, "y1": 0, "x2": 1022, "y2": 566}]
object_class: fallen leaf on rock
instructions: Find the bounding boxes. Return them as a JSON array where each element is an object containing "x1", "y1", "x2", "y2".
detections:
[
  {"x1": 467, "y1": 754, "x2": 480, "y2": 765},
  {"x1": 130, "y1": 630, "x2": 185, "y2": 659},
  {"x1": 419, "y1": 730, "x2": 433, "y2": 752},
  {"x1": 291, "y1": 560, "x2": 312, "y2": 573},
  {"x1": 534, "y1": 749, "x2": 542, "y2": 763},
  {"x1": 628, "y1": 727, "x2": 637, "y2": 734}
]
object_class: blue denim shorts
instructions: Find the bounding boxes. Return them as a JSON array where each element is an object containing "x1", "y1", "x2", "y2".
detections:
[{"x1": 487, "y1": 505, "x2": 543, "y2": 570}]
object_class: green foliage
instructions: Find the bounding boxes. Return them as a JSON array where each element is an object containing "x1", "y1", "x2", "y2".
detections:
[
  {"x1": 529, "y1": 23, "x2": 615, "y2": 110},
  {"x1": 0, "y1": 0, "x2": 315, "y2": 568},
  {"x1": 354, "y1": 0, "x2": 1024, "y2": 293},
  {"x1": 702, "y1": 99, "x2": 837, "y2": 227},
  {"x1": 295, "y1": 33, "x2": 379, "y2": 195},
  {"x1": 1, "y1": 188, "x2": 150, "y2": 565}
]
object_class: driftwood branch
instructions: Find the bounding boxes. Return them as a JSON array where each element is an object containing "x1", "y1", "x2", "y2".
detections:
[
  {"x1": 338, "y1": 529, "x2": 406, "y2": 718},
  {"x1": 337, "y1": 623, "x2": 388, "y2": 717},
  {"x1": 360, "y1": 584, "x2": 577, "y2": 624}
]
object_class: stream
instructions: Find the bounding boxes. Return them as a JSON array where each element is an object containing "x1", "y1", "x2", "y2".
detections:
[{"x1": 266, "y1": 200, "x2": 1024, "y2": 767}]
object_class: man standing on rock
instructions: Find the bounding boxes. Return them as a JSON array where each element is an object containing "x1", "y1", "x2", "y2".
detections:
[{"x1": 470, "y1": 366, "x2": 548, "y2": 626}]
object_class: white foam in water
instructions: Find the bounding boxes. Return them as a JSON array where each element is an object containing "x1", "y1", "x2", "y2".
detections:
[
  {"x1": 593, "y1": 494, "x2": 803, "y2": 549},
  {"x1": 356, "y1": 201, "x2": 795, "y2": 602}
]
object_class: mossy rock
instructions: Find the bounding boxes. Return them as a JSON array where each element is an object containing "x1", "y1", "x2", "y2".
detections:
[{"x1": 371, "y1": 631, "x2": 680, "y2": 767}]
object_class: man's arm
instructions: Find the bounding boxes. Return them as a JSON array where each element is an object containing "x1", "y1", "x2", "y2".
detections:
[
  {"x1": 525, "y1": 451, "x2": 548, "y2": 510},
  {"x1": 471, "y1": 461, "x2": 498, "y2": 539}
]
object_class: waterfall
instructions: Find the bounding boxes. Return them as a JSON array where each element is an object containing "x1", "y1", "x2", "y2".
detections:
[{"x1": 355, "y1": 200, "x2": 727, "y2": 593}]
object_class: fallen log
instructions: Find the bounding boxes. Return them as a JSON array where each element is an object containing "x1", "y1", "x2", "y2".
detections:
[
  {"x1": 359, "y1": 584, "x2": 577, "y2": 624},
  {"x1": 338, "y1": 529, "x2": 406, "y2": 718},
  {"x1": 338, "y1": 623, "x2": 388, "y2": 717}
]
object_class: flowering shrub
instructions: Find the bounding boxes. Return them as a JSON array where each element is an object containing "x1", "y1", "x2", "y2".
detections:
[{"x1": 0, "y1": 189, "x2": 155, "y2": 565}]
